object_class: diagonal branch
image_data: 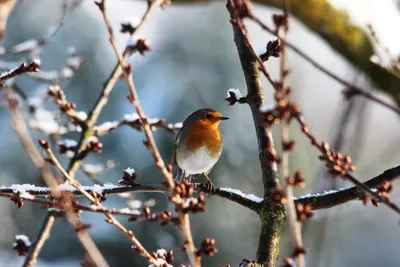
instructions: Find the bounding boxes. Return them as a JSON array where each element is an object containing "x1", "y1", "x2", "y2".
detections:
[
  {"x1": 248, "y1": 14, "x2": 400, "y2": 115},
  {"x1": 296, "y1": 164, "x2": 400, "y2": 210},
  {"x1": 67, "y1": 0, "x2": 161, "y2": 178},
  {"x1": 22, "y1": 211, "x2": 61, "y2": 267},
  {"x1": 0, "y1": 60, "x2": 41, "y2": 86}
]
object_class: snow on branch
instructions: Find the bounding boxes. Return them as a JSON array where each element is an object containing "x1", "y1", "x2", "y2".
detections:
[
  {"x1": 295, "y1": 164, "x2": 400, "y2": 210},
  {"x1": 0, "y1": 60, "x2": 41, "y2": 86}
]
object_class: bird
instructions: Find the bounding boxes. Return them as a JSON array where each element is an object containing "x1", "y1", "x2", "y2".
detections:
[{"x1": 171, "y1": 108, "x2": 228, "y2": 190}]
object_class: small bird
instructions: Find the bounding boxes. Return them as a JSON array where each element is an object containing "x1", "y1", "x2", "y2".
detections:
[{"x1": 171, "y1": 108, "x2": 228, "y2": 190}]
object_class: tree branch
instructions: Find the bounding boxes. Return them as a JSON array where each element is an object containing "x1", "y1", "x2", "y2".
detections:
[
  {"x1": 174, "y1": 0, "x2": 400, "y2": 107},
  {"x1": 22, "y1": 210, "x2": 61, "y2": 267},
  {"x1": 248, "y1": 14, "x2": 400, "y2": 115},
  {"x1": 296, "y1": 164, "x2": 400, "y2": 210},
  {"x1": 0, "y1": 183, "x2": 262, "y2": 212},
  {"x1": 0, "y1": 60, "x2": 41, "y2": 86},
  {"x1": 226, "y1": 1, "x2": 284, "y2": 266}
]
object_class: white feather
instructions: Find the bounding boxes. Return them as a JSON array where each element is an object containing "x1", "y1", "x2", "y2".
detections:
[{"x1": 176, "y1": 146, "x2": 220, "y2": 175}]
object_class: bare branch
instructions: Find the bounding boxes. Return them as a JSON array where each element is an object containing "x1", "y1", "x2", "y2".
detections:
[
  {"x1": 248, "y1": 14, "x2": 400, "y2": 115},
  {"x1": 0, "y1": 0, "x2": 69, "y2": 55},
  {"x1": 0, "y1": 60, "x2": 41, "y2": 86},
  {"x1": 39, "y1": 140, "x2": 159, "y2": 265},
  {"x1": 294, "y1": 115, "x2": 400, "y2": 215},
  {"x1": 22, "y1": 211, "x2": 61, "y2": 267},
  {"x1": 296, "y1": 164, "x2": 400, "y2": 210},
  {"x1": 226, "y1": 1, "x2": 284, "y2": 265},
  {"x1": 5, "y1": 90, "x2": 108, "y2": 267},
  {"x1": 67, "y1": 0, "x2": 162, "y2": 178}
]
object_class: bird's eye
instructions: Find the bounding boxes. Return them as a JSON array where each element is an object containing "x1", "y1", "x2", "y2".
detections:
[{"x1": 206, "y1": 113, "x2": 213, "y2": 120}]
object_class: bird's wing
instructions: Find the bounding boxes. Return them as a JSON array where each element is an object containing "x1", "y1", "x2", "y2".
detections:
[{"x1": 170, "y1": 126, "x2": 186, "y2": 179}]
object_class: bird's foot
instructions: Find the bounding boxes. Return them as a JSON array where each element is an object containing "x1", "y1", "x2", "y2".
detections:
[{"x1": 203, "y1": 172, "x2": 215, "y2": 197}]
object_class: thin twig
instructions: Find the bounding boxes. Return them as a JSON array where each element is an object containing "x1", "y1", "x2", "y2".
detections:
[
  {"x1": 97, "y1": 0, "x2": 174, "y2": 189},
  {"x1": 5, "y1": 90, "x2": 108, "y2": 267},
  {"x1": 98, "y1": 2, "x2": 198, "y2": 265},
  {"x1": 296, "y1": 164, "x2": 400, "y2": 210},
  {"x1": 0, "y1": 0, "x2": 69, "y2": 55},
  {"x1": 67, "y1": 0, "x2": 162, "y2": 178},
  {"x1": 22, "y1": 211, "x2": 61, "y2": 267},
  {"x1": 276, "y1": 2, "x2": 305, "y2": 266},
  {"x1": 248, "y1": 14, "x2": 400, "y2": 115},
  {"x1": 0, "y1": 60, "x2": 41, "y2": 86},
  {"x1": 226, "y1": 1, "x2": 283, "y2": 265},
  {"x1": 40, "y1": 141, "x2": 158, "y2": 265},
  {"x1": 295, "y1": 115, "x2": 400, "y2": 214}
]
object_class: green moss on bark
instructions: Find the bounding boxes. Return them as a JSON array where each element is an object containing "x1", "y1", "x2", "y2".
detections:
[{"x1": 257, "y1": 204, "x2": 287, "y2": 267}]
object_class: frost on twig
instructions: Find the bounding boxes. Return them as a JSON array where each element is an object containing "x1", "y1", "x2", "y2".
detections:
[
  {"x1": 219, "y1": 187, "x2": 263, "y2": 203},
  {"x1": 0, "y1": 60, "x2": 41, "y2": 86},
  {"x1": 119, "y1": 167, "x2": 138, "y2": 186},
  {"x1": 13, "y1": 235, "x2": 31, "y2": 256},
  {"x1": 126, "y1": 38, "x2": 151, "y2": 55},
  {"x1": 120, "y1": 16, "x2": 141, "y2": 34},
  {"x1": 225, "y1": 88, "x2": 247, "y2": 105}
]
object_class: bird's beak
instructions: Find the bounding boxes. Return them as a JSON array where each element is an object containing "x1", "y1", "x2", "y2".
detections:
[{"x1": 219, "y1": 116, "x2": 229, "y2": 121}]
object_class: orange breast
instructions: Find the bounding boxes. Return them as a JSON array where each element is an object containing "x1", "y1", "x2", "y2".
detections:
[{"x1": 184, "y1": 122, "x2": 222, "y2": 156}]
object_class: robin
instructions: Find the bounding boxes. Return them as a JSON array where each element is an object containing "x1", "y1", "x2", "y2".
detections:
[{"x1": 171, "y1": 108, "x2": 229, "y2": 190}]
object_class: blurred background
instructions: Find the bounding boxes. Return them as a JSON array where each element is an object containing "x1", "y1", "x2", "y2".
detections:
[{"x1": 1, "y1": 0, "x2": 400, "y2": 266}]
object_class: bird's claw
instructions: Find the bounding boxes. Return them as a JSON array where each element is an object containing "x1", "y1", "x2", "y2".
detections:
[{"x1": 206, "y1": 180, "x2": 215, "y2": 197}]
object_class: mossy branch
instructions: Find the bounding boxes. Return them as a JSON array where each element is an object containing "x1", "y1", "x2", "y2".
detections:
[{"x1": 226, "y1": 1, "x2": 284, "y2": 266}]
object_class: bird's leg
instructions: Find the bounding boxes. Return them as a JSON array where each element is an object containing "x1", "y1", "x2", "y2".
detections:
[
  {"x1": 179, "y1": 170, "x2": 185, "y2": 182},
  {"x1": 203, "y1": 172, "x2": 215, "y2": 196},
  {"x1": 174, "y1": 168, "x2": 181, "y2": 181}
]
